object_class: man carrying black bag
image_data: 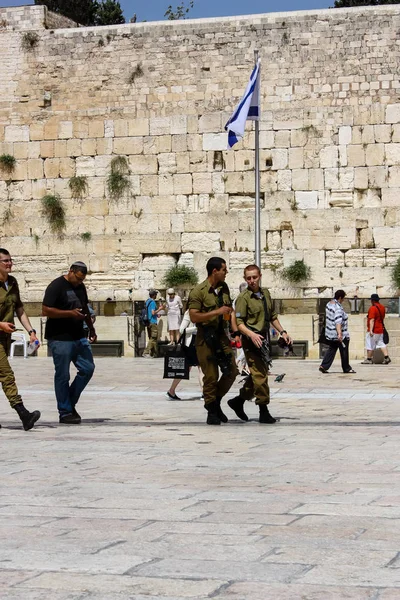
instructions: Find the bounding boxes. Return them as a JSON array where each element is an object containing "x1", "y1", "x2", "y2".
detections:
[
  {"x1": 188, "y1": 257, "x2": 238, "y2": 425},
  {"x1": 229, "y1": 264, "x2": 292, "y2": 424}
]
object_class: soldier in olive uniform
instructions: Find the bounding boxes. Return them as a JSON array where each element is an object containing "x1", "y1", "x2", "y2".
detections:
[
  {"x1": 189, "y1": 257, "x2": 238, "y2": 425},
  {"x1": 0, "y1": 249, "x2": 41, "y2": 431},
  {"x1": 228, "y1": 264, "x2": 292, "y2": 424}
]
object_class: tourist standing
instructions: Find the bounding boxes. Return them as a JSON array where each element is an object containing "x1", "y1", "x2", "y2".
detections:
[
  {"x1": 361, "y1": 294, "x2": 391, "y2": 365},
  {"x1": 319, "y1": 290, "x2": 356, "y2": 374},
  {"x1": 42, "y1": 261, "x2": 97, "y2": 424},
  {"x1": 166, "y1": 288, "x2": 183, "y2": 344},
  {"x1": 0, "y1": 251, "x2": 41, "y2": 431},
  {"x1": 188, "y1": 257, "x2": 238, "y2": 425},
  {"x1": 143, "y1": 289, "x2": 163, "y2": 357}
]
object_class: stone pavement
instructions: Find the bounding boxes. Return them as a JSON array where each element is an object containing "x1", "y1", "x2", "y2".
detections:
[{"x1": 2, "y1": 356, "x2": 400, "y2": 599}]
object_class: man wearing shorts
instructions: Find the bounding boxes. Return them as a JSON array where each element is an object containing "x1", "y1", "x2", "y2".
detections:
[{"x1": 361, "y1": 293, "x2": 391, "y2": 365}]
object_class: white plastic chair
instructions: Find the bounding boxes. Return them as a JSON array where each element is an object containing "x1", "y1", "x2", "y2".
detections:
[{"x1": 9, "y1": 332, "x2": 28, "y2": 359}]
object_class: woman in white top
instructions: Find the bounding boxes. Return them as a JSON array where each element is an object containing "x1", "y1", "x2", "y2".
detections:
[
  {"x1": 166, "y1": 309, "x2": 203, "y2": 400},
  {"x1": 166, "y1": 288, "x2": 183, "y2": 344}
]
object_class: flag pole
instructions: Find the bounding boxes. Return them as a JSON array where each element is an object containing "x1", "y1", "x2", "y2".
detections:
[{"x1": 254, "y1": 49, "x2": 261, "y2": 268}]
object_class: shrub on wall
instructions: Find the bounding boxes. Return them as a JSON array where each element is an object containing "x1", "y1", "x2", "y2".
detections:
[
  {"x1": 162, "y1": 265, "x2": 199, "y2": 288},
  {"x1": 281, "y1": 259, "x2": 311, "y2": 284},
  {"x1": 41, "y1": 194, "x2": 66, "y2": 237},
  {"x1": 107, "y1": 156, "x2": 131, "y2": 201},
  {"x1": 0, "y1": 154, "x2": 16, "y2": 174},
  {"x1": 69, "y1": 175, "x2": 88, "y2": 201}
]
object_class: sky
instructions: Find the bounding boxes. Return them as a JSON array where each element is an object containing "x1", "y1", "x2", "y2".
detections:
[{"x1": 0, "y1": 0, "x2": 333, "y2": 22}]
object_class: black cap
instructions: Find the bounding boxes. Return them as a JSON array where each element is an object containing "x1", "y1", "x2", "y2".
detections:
[{"x1": 371, "y1": 293, "x2": 380, "y2": 302}]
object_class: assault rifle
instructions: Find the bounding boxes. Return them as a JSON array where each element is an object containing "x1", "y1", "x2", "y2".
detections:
[{"x1": 203, "y1": 326, "x2": 232, "y2": 377}]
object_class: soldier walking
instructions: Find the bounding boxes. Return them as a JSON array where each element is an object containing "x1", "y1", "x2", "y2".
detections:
[
  {"x1": 228, "y1": 264, "x2": 292, "y2": 424},
  {"x1": 188, "y1": 257, "x2": 238, "y2": 425}
]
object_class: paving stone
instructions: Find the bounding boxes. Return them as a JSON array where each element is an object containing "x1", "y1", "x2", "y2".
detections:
[{"x1": 1, "y1": 357, "x2": 400, "y2": 596}]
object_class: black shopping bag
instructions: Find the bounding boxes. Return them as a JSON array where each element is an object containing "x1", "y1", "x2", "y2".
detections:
[{"x1": 163, "y1": 344, "x2": 190, "y2": 380}]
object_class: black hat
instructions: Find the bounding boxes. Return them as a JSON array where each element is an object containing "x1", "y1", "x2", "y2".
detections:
[{"x1": 370, "y1": 293, "x2": 380, "y2": 302}]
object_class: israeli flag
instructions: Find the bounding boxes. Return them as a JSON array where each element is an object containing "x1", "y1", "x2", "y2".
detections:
[{"x1": 225, "y1": 59, "x2": 260, "y2": 149}]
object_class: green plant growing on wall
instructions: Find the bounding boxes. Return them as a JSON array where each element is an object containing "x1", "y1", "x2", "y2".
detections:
[
  {"x1": 128, "y1": 63, "x2": 143, "y2": 84},
  {"x1": 80, "y1": 231, "x2": 92, "y2": 242},
  {"x1": 21, "y1": 31, "x2": 39, "y2": 50},
  {"x1": 69, "y1": 175, "x2": 88, "y2": 201},
  {"x1": 162, "y1": 265, "x2": 199, "y2": 288},
  {"x1": 391, "y1": 257, "x2": 400, "y2": 290},
  {"x1": 281, "y1": 259, "x2": 311, "y2": 284},
  {"x1": 41, "y1": 193, "x2": 66, "y2": 237},
  {"x1": 107, "y1": 156, "x2": 131, "y2": 201},
  {"x1": 0, "y1": 154, "x2": 16, "y2": 174}
]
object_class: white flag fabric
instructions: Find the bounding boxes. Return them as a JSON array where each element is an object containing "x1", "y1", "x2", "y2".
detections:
[{"x1": 225, "y1": 59, "x2": 260, "y2": 149}]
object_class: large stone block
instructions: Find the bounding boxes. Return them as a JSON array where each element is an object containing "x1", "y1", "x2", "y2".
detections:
[
  {"x1": 27, "y1": 159, "x2": 44, "y2": 180},
  {"x1": 129, "y1": 155, "x2": 158, "y2": 175},
  {"x1": 128, "y1": 118, "x2": 149, "y2": 136},
  {"x1": 295, "y1": 191, "x2": 318, "y2": 209},
  {"x1": 5, "y1": 125, "x2": 29, "y2": 142},
  {"x1": 181, "y1": 232, "x2": 220, "y2": 252},
  {"x1": 173, "y1": 174, "x2": 192, "y2": 194},
  {"x1": 373, "y1": 226, "x2": 400, "y2": 249},
  {"x1": 366, "y1": 143, "x2": 384, "y2": 167},
  {"x1": 150, "y1": 117, "x2": 171, "y2": 136},
  {"x1": 192, "y1": 172, "x2": 212, "y2": 194},
  {"x1": 76, "y1": 156, "x2": 95, "y2": 177},
  {"x1": 320, "y1": 146, "x2": 338, "y2": 168},
  {"x1": 347, "y1": 145, "x2": 365, "y2": 167},
  {"x1": 338, "y1": 126, "x2": 352, "y2": 145},
  {"x1": 44, "y1": 158, "x2": 59, "y2": 179},
  {"x1": 386, "y1": 104, "x2": 400, "y2": 124},
  {"x1": 385, "y1": 144, "x2": 400, "y2": 166},
  {"x1": 113, "y1": 137, "x2": 143, "y2": 155}
]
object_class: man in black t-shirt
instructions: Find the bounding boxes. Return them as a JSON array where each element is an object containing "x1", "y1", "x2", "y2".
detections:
[{"x1": 42, "y1": 261, "x2": 97, "y2": 425}]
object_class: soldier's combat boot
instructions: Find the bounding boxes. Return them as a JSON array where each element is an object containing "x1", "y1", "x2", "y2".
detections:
[
  {"x1": 205, "y1": 401, "x2": 221, "y2": 425},
  {"x1": 14, "y1": 403, "x2": 41, "y2": 431},
  {"x1": 258, "y1": 403, "x2": 276, "y2": 424},
  {"x1": 227, "y1": 396, "x2": 249, "y2": 422},
  {"x1": 215, "y1": 397, "x2": 228, "y2": 423}
]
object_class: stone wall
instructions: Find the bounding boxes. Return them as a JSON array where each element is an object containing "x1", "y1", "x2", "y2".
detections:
[{"x1": 0, "y1": 5, "x2": 400, "y2": 302}]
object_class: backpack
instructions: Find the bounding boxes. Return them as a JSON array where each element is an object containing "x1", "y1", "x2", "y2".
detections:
[{"x1": 139, "y1": 299, "x2": 150, "y2": 327}]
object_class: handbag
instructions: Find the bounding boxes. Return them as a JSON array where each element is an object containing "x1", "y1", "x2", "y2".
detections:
[
  {"x1": 375, "y1": 305, "x2": 389, "y2": 345},
  {"x1": 163, "y1": 342, "x2": 190, "y2": 380}
]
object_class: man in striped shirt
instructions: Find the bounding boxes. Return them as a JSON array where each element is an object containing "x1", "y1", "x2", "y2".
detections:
[{"x1": 319, "y1": 290, "x2": 356, "y2": 374}]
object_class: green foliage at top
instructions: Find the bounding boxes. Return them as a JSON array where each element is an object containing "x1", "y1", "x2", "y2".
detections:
[
  {"x1": 281, "y1": 259, "x2": 311, "y2": 284},
  {"x1": 95, "y1": 0, "x2": 124, "y2": 24},
  {"x1": 41, "y1": 194, "x2": 66, "y2": 237},
  {"x1": 391, "y1": 257, "x2": 400, "y2": 290},
  {"x1": 165, "y1": 1, "x2": 194, "y2": 19},
  {"x1": 334, "y1": 0, "x2": 399, "y2": 6},
  {"x1": 162, "y1": 265, "x2": 199, "y2": 288},
  {"x1": 34, "y1": 0, "x2": 125, "y2": 26},
  {"x1": 0, "y1": 154, "x2": 16, "y2": 173}
]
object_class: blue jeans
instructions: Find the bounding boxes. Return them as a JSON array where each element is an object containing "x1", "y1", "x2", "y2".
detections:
[{"x1": 48, "y1": 338, "x2": 95, "y2": 417}]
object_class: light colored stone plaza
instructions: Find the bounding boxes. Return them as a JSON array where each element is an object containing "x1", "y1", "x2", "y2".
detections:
[{"x1": 2, "y1": 355, "x2": 400, "y2": 599}]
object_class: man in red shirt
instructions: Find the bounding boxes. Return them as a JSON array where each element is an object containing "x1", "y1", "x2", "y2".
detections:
[{"x1": 361, "y1": 294, "x2": 391, "y2": 365}]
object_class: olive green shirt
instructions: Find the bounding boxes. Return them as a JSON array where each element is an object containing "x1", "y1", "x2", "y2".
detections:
[
  {"x1": 235, "y1": 287, "x2": 277, "y2": 333},
  {"x1": 0, "y1": 275, "x2": 23, "y2": 325},
  {"x1": 188, "y1": 278, "x2": 232, "y2": 341}
]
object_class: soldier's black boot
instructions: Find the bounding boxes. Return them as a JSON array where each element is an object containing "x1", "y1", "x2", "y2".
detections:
[
  {"x1": 14, "y1": 403, "x2": 41, "y2": 431},
  {"x1": 227, "y1": 396, "x2": 248, "y2": 421},
  {"x1": 258, "y1": 403, "x2": 276, "y2": 424},
  {"x1": 205, "y1": 401, "x2": 221, "y2": 425},
  {"x1": 215, "y1": 397, "x2": 228, "y2": 423}
]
